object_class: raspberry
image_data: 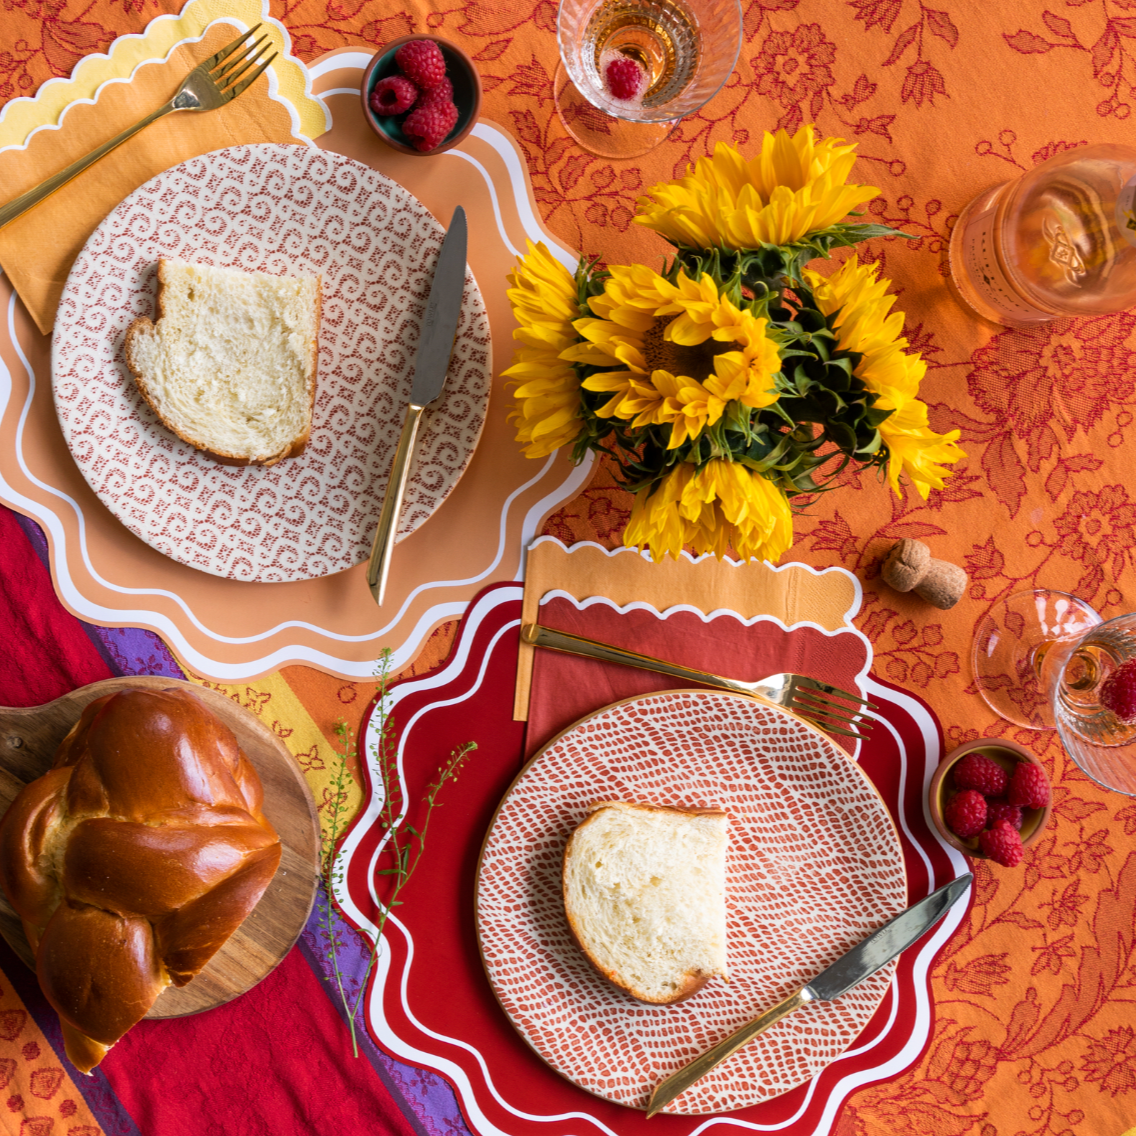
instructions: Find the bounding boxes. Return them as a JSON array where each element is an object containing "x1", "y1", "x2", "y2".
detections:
[
  {"x1": 416, "y1": 76, "x2": 453, "y2": 107},
  {"x1": 952, "y1": 752, "x2": 1009, "y2": 796},
  {"x1": 403, "y1": 100, "x2": 459, "y2": 151},
  {"x1": 1007, "y1": 761, "x2": 1050, "y2": 809},
  {"x1": 944, "y1": 789, "x2": 987, "y2": 839},
  {"x1": 370, "y1": 76, "x2": 418, "y2": 116},
  {"x1": 605, "y1": 55, "x2": 644, "y2": 100},
  {"x1": 986, "y1": 799, "x2": 1024, "y2": 831},
  {"x1": 980, "y1": 819, "x2": 1024, "y2": 867},
  {"x1": 396, "y1": 40, "x2": 447, "y2": 90},
  {"x1": 1100, "y1": 658, "x2": 1136, "y2": 722}
]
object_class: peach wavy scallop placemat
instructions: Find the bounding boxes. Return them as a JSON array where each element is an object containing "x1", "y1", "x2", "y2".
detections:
[{"x1": 0, "y1": 50, "x2": 590, "y2": 680}]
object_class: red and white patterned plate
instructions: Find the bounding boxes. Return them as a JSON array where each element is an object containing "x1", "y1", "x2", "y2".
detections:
[
  {"x1": 476, "y1": 690, "x2": 908, "y2": 1116},
  {"x1": 52, "y1": 143, "x2": 491, "y2": 583}
]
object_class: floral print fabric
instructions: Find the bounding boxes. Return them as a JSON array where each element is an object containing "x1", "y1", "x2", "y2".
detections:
[{"x1": 6, "y1": 0, "x2": 1136, "y2": 1133}]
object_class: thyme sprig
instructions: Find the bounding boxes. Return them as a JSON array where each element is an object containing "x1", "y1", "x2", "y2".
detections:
[{"x1": 318, "y1": 648, "x2": 477, "y2": 1056}]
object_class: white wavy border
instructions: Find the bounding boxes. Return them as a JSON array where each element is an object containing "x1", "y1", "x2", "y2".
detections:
[
  {"x1": 0, "y1": 4, "x2": 323, "y2": 155},
  {"x1": 336, "y1": 584, "x2": 971, "y2": 1136},
  {"x1": 0, "y1": 87, "x2": 590, "y2": 678},
  {"x1": 526, "y1": 536, "x2": 866, "y2": 627},
  {"x1": 307, "y1": 55, "x2": 574, "y2": 273}
]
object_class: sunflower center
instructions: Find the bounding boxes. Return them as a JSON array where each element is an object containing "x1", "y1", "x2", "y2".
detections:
[{"x1": 641, "y1": 318, "x2": 739, "y2": 383}]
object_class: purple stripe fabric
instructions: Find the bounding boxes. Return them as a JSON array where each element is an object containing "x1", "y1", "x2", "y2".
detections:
[
  {"x1": 301, "y1": 899, "x2": 472, "y2": 1136},
  {"x1": 9, "y1": 511, "x2": 186, "y2": 680}
]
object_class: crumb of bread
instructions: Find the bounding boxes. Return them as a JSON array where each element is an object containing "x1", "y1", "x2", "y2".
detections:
[{"x1": 124, "y1": 260, "x2": 320, "y2": 466}]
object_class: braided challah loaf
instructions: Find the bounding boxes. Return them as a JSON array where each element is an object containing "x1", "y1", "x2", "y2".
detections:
[{"x1": 0, "y1": 687, "x2": 281, "y2": 1073}]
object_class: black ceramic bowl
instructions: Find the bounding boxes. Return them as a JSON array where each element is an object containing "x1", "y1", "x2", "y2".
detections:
[{"x1": 361, "y1": 35, "x2": 481, "y2": 156}]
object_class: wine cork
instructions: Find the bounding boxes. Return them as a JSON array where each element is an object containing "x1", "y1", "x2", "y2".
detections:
[{"x1": 881, "y1": 539, "x2": 967, "y2": 610}]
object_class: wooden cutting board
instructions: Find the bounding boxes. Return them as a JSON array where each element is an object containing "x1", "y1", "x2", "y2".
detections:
[{"x1": 0, "y1": 676, "x2": 321, "y2": 1018}]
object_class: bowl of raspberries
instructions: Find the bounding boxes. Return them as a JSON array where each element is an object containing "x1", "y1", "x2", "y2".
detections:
[
  {"x1": 929, "y1": 739, "x2": 1052, "y2": 867},
  {"x1": 361, "y1": 36, "x2": 481, "y2": 155}
]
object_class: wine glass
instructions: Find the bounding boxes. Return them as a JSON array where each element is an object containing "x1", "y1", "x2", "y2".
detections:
[
  {"x1": 554, "y1": 0, "x2": 742, "y2": 160},
  {"x1": 973, "y1": 588, "x2": 1136, "y2": 795}
]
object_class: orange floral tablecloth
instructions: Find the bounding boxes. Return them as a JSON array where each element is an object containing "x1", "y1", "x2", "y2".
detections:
[{"x1": 5, "y1": 1, "x2": 1136, "y2": 1135}]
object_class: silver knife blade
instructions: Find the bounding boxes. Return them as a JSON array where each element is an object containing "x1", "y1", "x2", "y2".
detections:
[
  {"x1": 410, "y1": 205, "x2": 467, "y2": 406},
  {"x1": 645, "y1": 873, "x2": 972, "y2": 1118},
  {"x1": 365, "y1": 206, "x2": 468, "y2": 606},
  {"x1": 806, "y1": 872, "x2": 973, "y2": 1001}
]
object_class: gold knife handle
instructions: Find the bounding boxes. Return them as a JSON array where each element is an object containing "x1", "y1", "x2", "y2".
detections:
[
  {"x1": 522, "y1": 623, "x2": 754, "y2": 698},
  {"x1": 367, "y1": 403, "x2": 425, "y2": 606},
  {"x1": 0, "y1": 102, "x2": 174, "y2": 231},
  {"x1": 645, "y1": 986, "x2": 815, "y2": 1118}
]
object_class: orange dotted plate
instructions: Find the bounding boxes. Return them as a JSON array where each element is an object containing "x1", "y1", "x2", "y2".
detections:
[{"x1": 476, "y1": 690, "x2": 907, "y2": 1116}]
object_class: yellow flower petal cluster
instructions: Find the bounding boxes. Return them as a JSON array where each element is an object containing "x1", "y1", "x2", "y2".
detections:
[
  {"x1": 624, "y1": 459, "x2": 795, "y2": 563},
  {"x1": 804, "y1": 256, "x2": 965, "y2": 497},
  {"x1": 561, "y1": 266, "x2": 782, "y2": 450},
  {"x1": 503, "y1": 242, "x2": 584, "y2": 458},
  {"x1": 634, "y1": 127, "x2": 879, "y2": 250}
]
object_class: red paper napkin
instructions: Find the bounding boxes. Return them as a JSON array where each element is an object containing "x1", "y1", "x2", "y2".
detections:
[{"x1": 525, "y1": 595, "x2": 869, "y2": 757}]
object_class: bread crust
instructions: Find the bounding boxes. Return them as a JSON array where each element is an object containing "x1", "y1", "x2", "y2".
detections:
[
  {"x1": 0, "y1": 687, "x2": 281, "y2": 1073},
  {"x1": 562, "y1": 801, "x2": 728, "y2": 1005},
  {"x1": 123, "y1": 259, "x2": 320, "y2": 467}
]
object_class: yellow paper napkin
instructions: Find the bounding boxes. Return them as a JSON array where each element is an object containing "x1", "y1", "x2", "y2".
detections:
[{"x1": 0, "y1": 15, "x2": 326, "y2": 335}]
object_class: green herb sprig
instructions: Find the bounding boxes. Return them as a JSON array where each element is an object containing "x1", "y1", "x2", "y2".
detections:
[{"x1": 318, "y1": 648, "x2": 477, "y2": 1056}]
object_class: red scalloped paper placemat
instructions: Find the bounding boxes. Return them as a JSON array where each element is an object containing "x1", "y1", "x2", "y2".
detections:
[{"x1": 337, "y1": 582, "x2": 965, "y2": 1136}]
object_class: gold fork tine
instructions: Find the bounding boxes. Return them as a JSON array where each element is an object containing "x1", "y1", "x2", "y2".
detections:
[
  {"x1": 796, "y1": 676, "x2": 878, "y2": 710},
  {"x1": 196, "y1": 23, "x2": 262, "y2": 73},
  {"x1": 211, "y1": 34, "x2": 270, "y2": 84},
  {"x1": 787, "y1": 685, "x2": 876, "y2": 720},
  {"x1": 786, "y1": 699, "x2": 872, "y2": 736},
  {"x1": 225, "y1": 50, "x2": 278, "y2": 99}
]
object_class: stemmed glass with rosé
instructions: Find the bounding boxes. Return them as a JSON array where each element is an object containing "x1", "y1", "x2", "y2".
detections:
[
  {"x1": 973, "y1": 589, "x2": 1136, "y2": 795},
  {"x1": 554, "y1": 0, "x2": 741, "y2": 159}
]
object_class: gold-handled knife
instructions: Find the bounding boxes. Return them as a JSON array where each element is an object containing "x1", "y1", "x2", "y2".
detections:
[
  {"x1": 646, "y1": 873, "x2": 973, "y2": 1117},
  {"x1": 367, "y1": 206, "x2": 468, "y2": 605}
]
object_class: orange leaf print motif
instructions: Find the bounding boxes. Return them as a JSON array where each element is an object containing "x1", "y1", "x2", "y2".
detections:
[
  {"x1": 854, "y1": 0, "x2": 957, "y2": 107},
  {"x1": 1004, "y1": 9, "x2": 1136, "y2": 117},
  {"x1": 1080, "y1": 1027, "x2": 1136, "y2": 1096},
  {"x1": 1031, "y1": 932, "x2": 1076, "y2": 976},
  {"x1": 751, "y1": 23, "x2": 836, "y2": 131},
  {"x1": 942, "y1": 953, "x2": 1013, "y2": 996},
  {"x1": 923, "y1": 1021, "x2": 999, "y2": 1102},
  {"x1": 1005, "y1": 852, "x2": 1136, "y2": 1060},
  {"x1": 1041, "y1": 878, "x2": 1090, "y2": 929}
]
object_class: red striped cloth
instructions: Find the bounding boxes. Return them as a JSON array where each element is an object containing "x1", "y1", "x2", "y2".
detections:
[
  {"x1": 0, "y1": 505, "x2": 423, "y2": 1136},
  {"x1": 0, "y1": 507, "x2": 113, "y2": 705}
]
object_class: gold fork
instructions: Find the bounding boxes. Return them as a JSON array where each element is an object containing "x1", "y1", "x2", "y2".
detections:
[
  {"x1": 522, "y1": 623, "x2": 877, "y2": 740},
  {"x1": 0, "y1": 26, "x2": 278, "y2": 231}
]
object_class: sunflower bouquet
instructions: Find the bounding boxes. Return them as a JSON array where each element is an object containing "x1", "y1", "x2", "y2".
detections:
[{"x1": 506, "y1": 126, "x2": 964, "y2": 564}]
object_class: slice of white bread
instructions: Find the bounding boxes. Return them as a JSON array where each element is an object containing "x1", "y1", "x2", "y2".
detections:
[
  {"x1": 124, "y1": 260, "x2": 320, "y2": 466},
  {"x1": 562, "y1": 801, "x2": 728, "y2": 1004}
]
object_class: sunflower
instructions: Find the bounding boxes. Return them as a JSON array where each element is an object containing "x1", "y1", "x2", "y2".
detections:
[
  {"x1": 561, "y1": 266, "x2": 783, "y2": 449},
  {"x1": 624, "y1": 459, "x2": 795, "y2": 563},
  {"x1": 804, "y1": 255, "x2": 964, "y2": 497},
  {"x1": 503, "y1": 242, "x2": 585, "y2": 458},
  {"x1": 634, "y1": 127, "x2": 879, "y2": 251}
]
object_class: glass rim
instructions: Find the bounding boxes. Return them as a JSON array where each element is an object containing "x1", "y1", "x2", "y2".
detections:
[{"x1": 556, "y1": 0, "x2": 743, "y2": 125}]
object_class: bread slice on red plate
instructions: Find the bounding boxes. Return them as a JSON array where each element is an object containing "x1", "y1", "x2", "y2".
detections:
[
  {"x1": 124, "y1": 259, "x2": 320, "y2": 467},
  {"x1": 562, "y1": 801, "x2": 729, "y2": 1004}
]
